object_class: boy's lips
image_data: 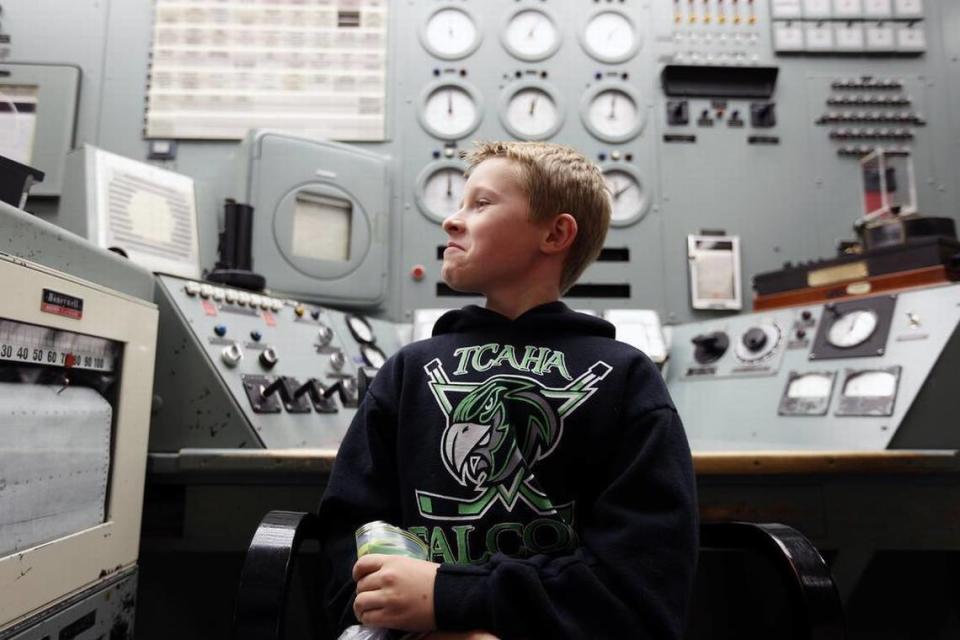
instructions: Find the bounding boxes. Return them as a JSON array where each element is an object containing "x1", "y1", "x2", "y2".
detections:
[{"x1": 445, "y1": 242, "x2": 466, "y2": 254}]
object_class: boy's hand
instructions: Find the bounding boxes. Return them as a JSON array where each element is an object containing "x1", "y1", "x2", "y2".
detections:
[{"x1": 352, "y1": 554, "x2": 439, "y2": 631}]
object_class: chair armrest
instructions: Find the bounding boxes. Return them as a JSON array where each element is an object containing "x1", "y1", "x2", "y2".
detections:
[
  {"x1": 700, "y1": 521, "x2": 845, "y2": 640},
  {"x1": 234, "y1": 510, "x2": 319, "y2": 640}
]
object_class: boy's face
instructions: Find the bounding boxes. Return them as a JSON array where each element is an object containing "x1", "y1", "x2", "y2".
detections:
[{"x1": 441, "y1": 158, "x2": 549, "y2": 296}]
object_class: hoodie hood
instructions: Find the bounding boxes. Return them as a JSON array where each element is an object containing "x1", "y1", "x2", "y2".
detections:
[{"x1": 433, "y1": 302, "x2": 615, "y2": 339}]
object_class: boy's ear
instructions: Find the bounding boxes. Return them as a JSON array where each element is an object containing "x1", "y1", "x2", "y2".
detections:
[{"x1": 541, "y1": 213, "x2": 578, "y2": 255}]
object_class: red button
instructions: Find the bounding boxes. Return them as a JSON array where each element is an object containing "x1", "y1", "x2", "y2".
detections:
[{"x1": 411, "y1": 265, "x2": 426, "y2": 281}]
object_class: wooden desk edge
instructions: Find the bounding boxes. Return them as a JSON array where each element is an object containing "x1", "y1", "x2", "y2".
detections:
[{"x1": 693, "y1": 450, "x2": 960, "y2": 475}]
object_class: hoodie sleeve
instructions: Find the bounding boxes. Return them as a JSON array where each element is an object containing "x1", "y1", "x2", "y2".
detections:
[
  {"x1": 433, "y1": 403, "x2": 699, "y2": 639},
  {"x1": 316, "y1": 387, "x2": 402, "y2": 635}
]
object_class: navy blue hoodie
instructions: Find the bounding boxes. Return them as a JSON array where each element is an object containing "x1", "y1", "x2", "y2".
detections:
[{"x1": 318, "y1": 302, "x2": 698, "y2": 639}]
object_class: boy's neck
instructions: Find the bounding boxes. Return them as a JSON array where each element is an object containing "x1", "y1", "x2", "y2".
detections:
[{"x1": 484, "y1": 280, "x2": 561, "y2": 320}]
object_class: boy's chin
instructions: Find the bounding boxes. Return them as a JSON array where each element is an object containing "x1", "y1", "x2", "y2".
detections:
[{"x1": 440, "y1": 272, "x2": 483, "y2": 296}]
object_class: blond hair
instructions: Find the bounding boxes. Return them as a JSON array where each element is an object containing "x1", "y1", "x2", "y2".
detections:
[{"x1": 462, "y1": 141, "x2": 611, "y2": 293}]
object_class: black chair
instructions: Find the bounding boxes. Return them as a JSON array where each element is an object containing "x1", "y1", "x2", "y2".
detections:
[{"x1": 233, "y1": 512, "x2": 845, "y2": 640}]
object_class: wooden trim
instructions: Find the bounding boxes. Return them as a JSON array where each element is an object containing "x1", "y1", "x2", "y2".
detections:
[
  {"x1": 694, "y1": 450, "x2": 960, "y2": 475},
  {"x1": 753, "y1": 265, "x2": 956, "y2": 311}
]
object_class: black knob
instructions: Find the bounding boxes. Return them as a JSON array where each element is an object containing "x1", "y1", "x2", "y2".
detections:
[
  {"x1": 259, "y1": 347, "x2": 279, "y2": 369},
  {"x1": 801, "y1": 310, "x2": 813, "y2": 321},
  {"x1": 691, "y1": 332, "x2": 729, "y2": 364},
  {"x1": 742, "y1": 327, "x2": 768, "y2": 352}
]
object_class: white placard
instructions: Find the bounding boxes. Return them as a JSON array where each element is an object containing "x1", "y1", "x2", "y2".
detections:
[
  {"x1": 894, "y1": 0, "x2": 923, "y2": 18},
  {"x1": 834, "y1": 23, "x2": 865, "y2": 50},
  {"x1": 802, "y1": 0, "x2": 832, "y2": 18},
  {"x1": 0, "y1": 385, "x2": 111, "y2": 558},
  {"x1": 773, "y1": 21, "x2": 805, "y2": 51},
  {"x1": 865, "y1": 23, "x2": 896, "y2": 50},
  {"x1": 805, "y1": 23, "x2": 835, "y2": 51},
  {"x1": 863, "y1": 0, "x2": 893, "y2": 17},
  {"x1": 771, "y1": 0, "x2": 803, "y2": 19},
  {"x1": 145, "y1": 0, "x2": 388, "y2": 141},
  {"x1": 896, "y1": 23, "x2": 926, "y2": 51},
  {"x1": 833, "y1": 0, "x2": 863, "y2": 18}
]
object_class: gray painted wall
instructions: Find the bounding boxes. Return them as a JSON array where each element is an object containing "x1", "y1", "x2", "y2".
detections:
[{"x1": 8, "y1": 0, "x2": 960, "y2": 323}]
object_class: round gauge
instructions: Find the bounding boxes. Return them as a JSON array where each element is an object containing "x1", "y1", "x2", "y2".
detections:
[
  {"x1": 415, "y1": 160, "x2": 467, "y2": 224},
  {"x1": 581, "y1": 83, "x2": 645, "y2": 143},
  {"x1": 502, "y1": 8, "x2": 561, "y2": 61},
  {"x1": 827, "y1": 309, "x2": 878, "y2": 348},
  {"x1": 500, "y1": 82, "x2": 563, "y2": 140},
  {"x1": 580, "y1": 10, "x2": 641, "y2": 64},
  {"x1": 786, "y1": 373, "x2": 834, "y2": 399},
  {"x1": 361, "y1": 343, "x2": 387, "y2": 369},
  {"x1": 601, "y1": 165, "x2": 650, "y2": 227},
  {"x1": 734, "y1": 323, "x2": 781, "y2": 363},
  {"x1": 419, "y1": 81, "x2": 483, "y2": 140},
  {"x1": 346, "y1": 314, "x2": 375, "y2": 344},
  {"x1": 842, "y1": 370, "x2": 897, "y2": 397},
  {"x1": 421, "y1": 7, "x2": 481, "y2": 60}
]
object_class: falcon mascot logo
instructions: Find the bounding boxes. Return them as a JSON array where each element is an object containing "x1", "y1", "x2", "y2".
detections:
[{"x1": 417, "y1": 356, "x2": 611, "y2": 521}]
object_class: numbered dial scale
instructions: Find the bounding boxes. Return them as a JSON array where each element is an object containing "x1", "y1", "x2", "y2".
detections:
[
  {"x1": 810, "y1": 295, "x2": 896, "y2": 360},
  {"x1": 582, "y1": 83, "x2": 645, "y2": 143},
  {"x1": 601, "y1": 164, "x2": 650, "y2": 227},
  {"x1": 415, "y1": 160, "x2": 467, "y2": 223},
  {"x1": 419, "y1": 81, "x2": 483, "y2": 140},
  {"x1": 0, "y1": 319, "x2": 117, "y2": 372},
  {"x1": 500, "y1": 81, "x2": 563, "y2": 140},
  {"x1": 580, "y1": 10, "x2": 641, "y2": 63},
  {"x1": 421, "y1": 7, "x2": 481, "y2": 60},
  {"x1": 502, "y1": 8, "x2": 561, "y2": 61}
]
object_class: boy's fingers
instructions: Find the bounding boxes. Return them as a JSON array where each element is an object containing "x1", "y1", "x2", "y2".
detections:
[
  {"x1": 354, "y1": 571, "x2": 381, "y2": 594},
  {"x1": 352, "y1": 554, "x2": 385, "y2": 582},
  {"x1": 353, "y1": 591, "x2": 385, "y2": 621}
]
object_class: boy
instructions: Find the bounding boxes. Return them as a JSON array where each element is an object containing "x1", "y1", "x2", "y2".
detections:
[{"x1": 318, "y1": 141, "x2": 698, "y2": 639}]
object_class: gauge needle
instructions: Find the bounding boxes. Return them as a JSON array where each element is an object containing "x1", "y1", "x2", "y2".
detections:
[
  {"x1": 529, "y1": 96, "x2": 538, "y2": 116},
  {"x1": 527, "y1": 19, "x2": 538, "y2": 38},
  {"x1": 446, "y1": 172, "x2": 452, "y2": 197},
  {"x1": 613, "y1": 181, "x2": 634, "y2": 199},
  {"x1": 447, "y1": 90, "x2": 453, "y2": 115},
  {"x1": 608, "y1": 95, "x2": 617, "y2": 119}
]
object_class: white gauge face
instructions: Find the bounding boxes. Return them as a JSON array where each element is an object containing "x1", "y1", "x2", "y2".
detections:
[
  {"x1": 587, "y1": 89, "x2": 640, "y2": 140},
  {"x1": 504, "y1": 9, "x2": 559, "y2": 60},
  {"x1": 361, "y1": 344, "x2": 387, "y2": 369},
  {"x1": 424, "y1": 8, "x2": 479, "y2": 59},
  {"x1": 423, "y1": 86, "x2": 478, "y2": 139},
  {"x1": 603, "y1": 170, "x2": 645, "y2": 225},
  {"x1": 505, "y1": 88, "x2": 560, "y2": 139},
  {"x1": 583, "y1": 11, "x2": 637, "y2": 62},
  {"x1": 827, "y1": 309, "x2": 879, "y2": 348},
  {"x1": 843, "y1": 370, "x2": 897, "y2": 397},
  {"x1": 347, "y1": 315, "x2": 374, "y2": 344},
  {"x1": 787, "y1": 373, "x2": 833, "y2": 399},
  {"x1": 421, "y1": 167, "x2": 466, "y2": 222}
]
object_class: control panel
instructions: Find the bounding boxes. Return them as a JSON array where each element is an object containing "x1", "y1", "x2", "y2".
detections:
[
  {"x1": 150, "y1": 275, "x2": 403, "y2": 451},
  {"x1": 666, "y1": 284, "x2": 960, "y2": 450}
]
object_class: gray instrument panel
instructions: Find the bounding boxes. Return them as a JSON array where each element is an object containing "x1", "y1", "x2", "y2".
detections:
[
  {"x1": 150, "y1": 274, "x2": 402, "y2": 451},
  {"x1": 665, "y1": 284, "x2": 960, "y2": 451}
]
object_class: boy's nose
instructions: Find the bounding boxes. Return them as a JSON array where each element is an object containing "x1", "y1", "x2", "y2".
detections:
[{"x1": 442, "y1": 214, "x2": 464, "y2": 234}]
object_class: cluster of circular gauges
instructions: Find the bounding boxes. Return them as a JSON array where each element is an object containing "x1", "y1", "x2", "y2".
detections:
[
  {"x1": 345, "y1": 314, "x2": 387, "y2": 370},
  {"x1": 419, "y1": 79, "x2": 644, "y2": 144},
  {"x1": 414, "y1": 159, "x2": 650, "y2": 227},
  {"x1": 420, "y1": 7, "x2": 640, "y2": 63}
]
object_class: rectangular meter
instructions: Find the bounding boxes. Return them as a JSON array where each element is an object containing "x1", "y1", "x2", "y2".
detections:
[{"x1": 0, "y1": 254, "x2": 157, "y2": 631}]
